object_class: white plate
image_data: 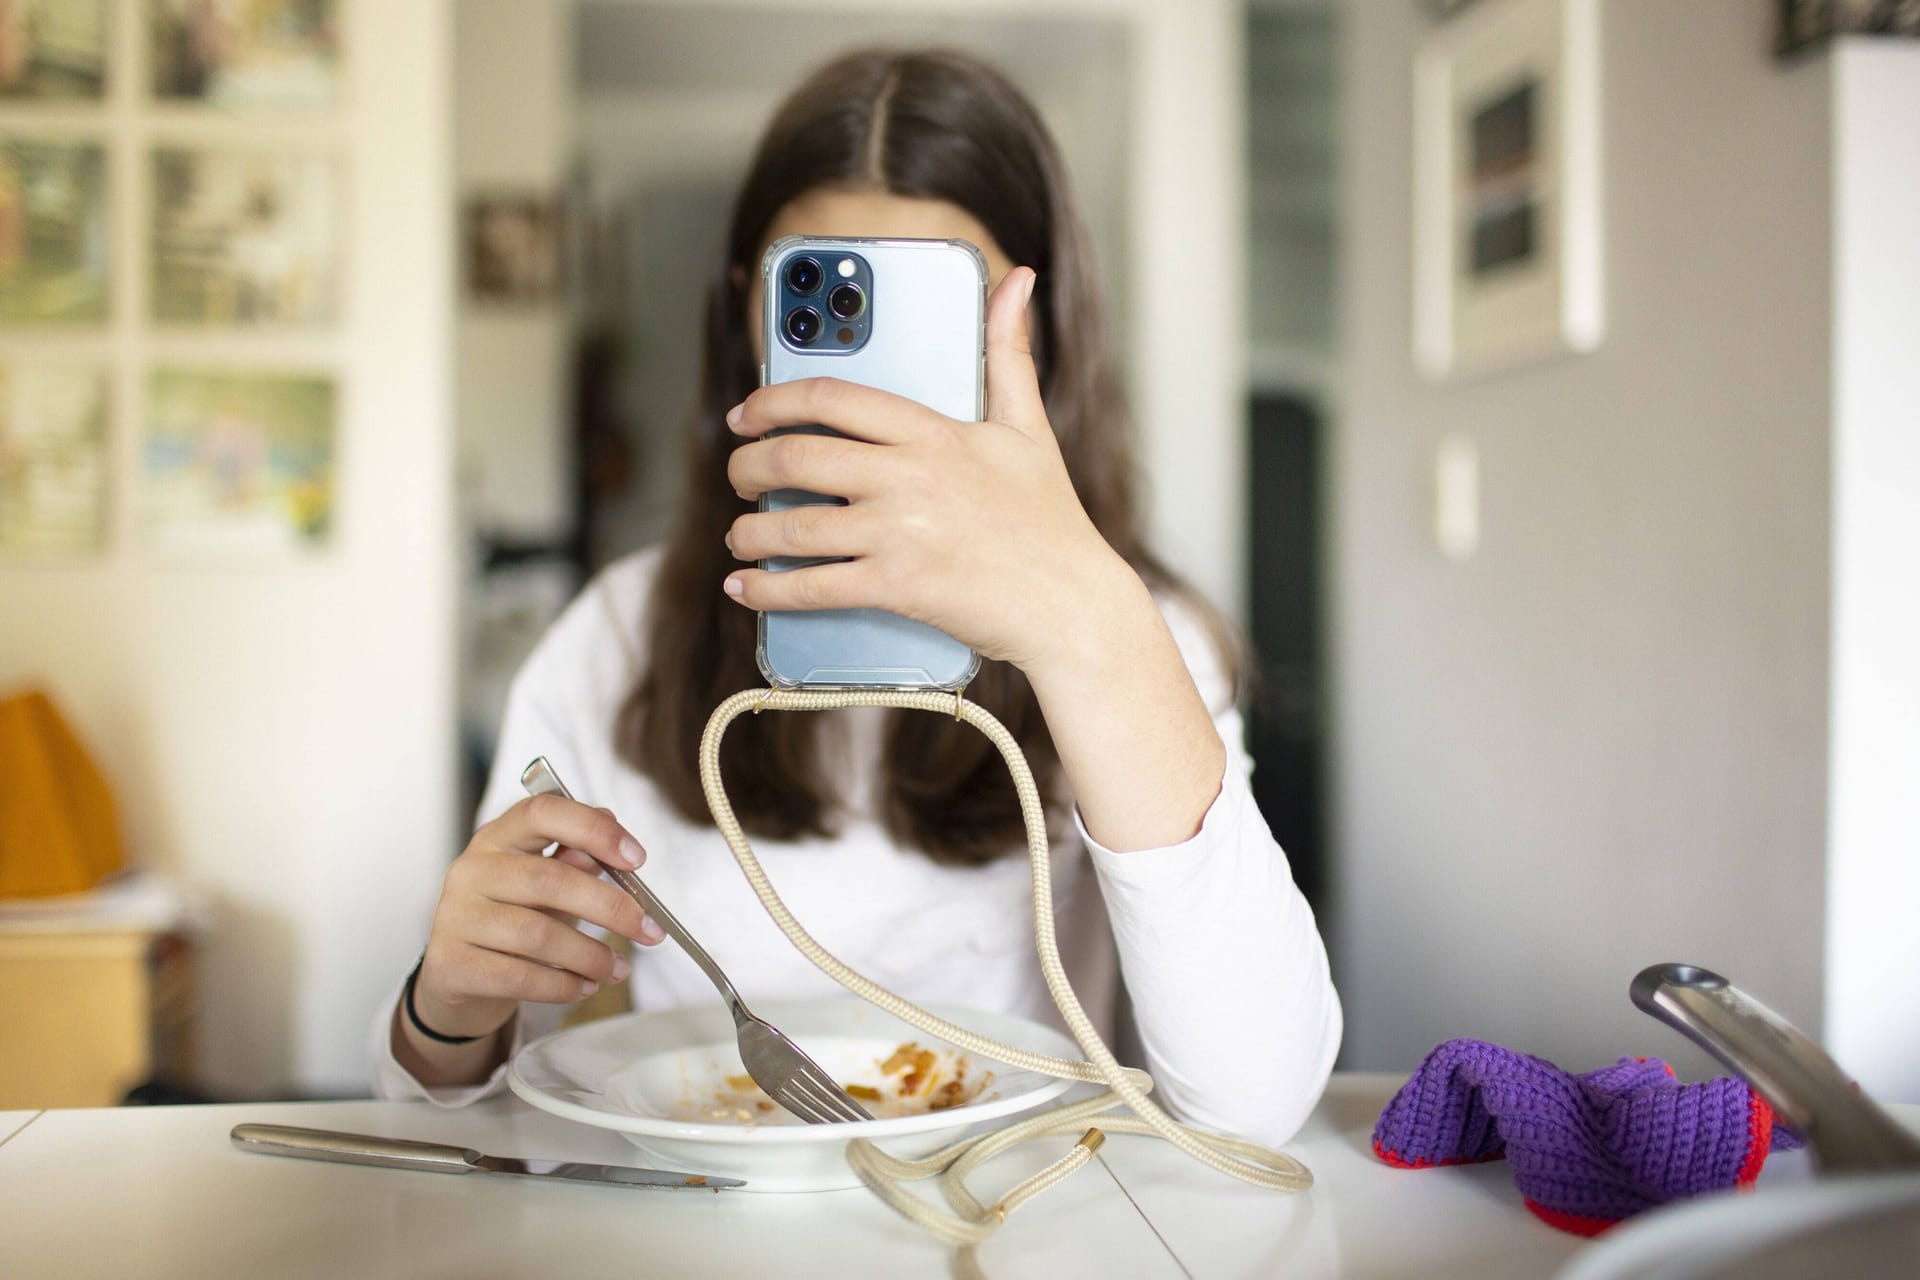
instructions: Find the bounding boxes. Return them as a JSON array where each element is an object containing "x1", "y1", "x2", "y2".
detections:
[{"x1": 507, "y1": 997, "x2": 1079, "y2": 1192}]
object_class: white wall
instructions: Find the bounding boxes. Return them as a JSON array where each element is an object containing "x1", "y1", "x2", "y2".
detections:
[
  {"x1": 1126, "y1": 0, "x2": 1248, "y2": 617},
  {"x1": 1825, "y1": 40, "x2": 1920, "y2": 1101},
  {"x1": 1333, "y1": 0, "x2": 1834, "y2": 1076},
  {"x1": 1247, "y1": 0, "x2": 1337, "y2": 396},
  {"x1": 455, "y1": 0, "x2": 575, "y2": 543},
  {"x1": 0, "y1": 1, "x2": 457, "y2": 1094}
]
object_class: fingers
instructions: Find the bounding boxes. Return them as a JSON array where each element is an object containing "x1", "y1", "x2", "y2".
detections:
[
  {"x1": 540, "y1": 847, "x2": 603, "y2": 933},
  {"x1": 543, "y1": 846, "x2": 666, "y2": 945},
  {"x1": 465, "y1": 846, "x2": 654, "y2": 944},
  {"x1": 723, "y1": 561, "x2": 876, "y2": 613},
  {"x1": 493, "y1": 793, "x2": 646, "y2": 869},
  {"x1": 552, "y1": 846, "x2": 599, "y2": 874},
  {"x1": 725, "y1": 503, "x2": 875, "y2": 562},
  {"x1": 726, "y1": 429, "x2": 882, "y2": 503},
  {"x1": 984, "y1": 267, "x2": 1045, "y2": 431},
  {"x1": 726, "y1": 377, "x2": 936, "y2": 446},
  {"x1": 423, "y1": 800, "x2": 671, "y2": 1032},
  {"x1": 452, "y1": 942, "x2": 608, "y2": 1005},
  {"x1": 466, "y1": 902, "x2": 633, "y2": 987}
]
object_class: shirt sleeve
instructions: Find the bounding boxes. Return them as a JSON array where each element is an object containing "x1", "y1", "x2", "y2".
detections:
[{"x1": 1079, "y1": 596, "x2": 1343, "y2": 1147}]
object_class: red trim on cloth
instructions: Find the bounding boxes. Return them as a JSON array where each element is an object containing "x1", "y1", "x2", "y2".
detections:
[
  {"x1": 1735, "y1": 1092, "x2": 1776, "y2": 1187},
  {"x1": 1372, "y1": 1137, "x2": 1502, "y2": 1170},
  {"x1": 1524, "y1": 1199, "x2": 1618, "y2": 1237}
]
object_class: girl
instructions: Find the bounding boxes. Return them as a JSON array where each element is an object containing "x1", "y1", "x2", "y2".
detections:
[{"x1": 372, "y1": 47, "x2": 1339, "y2": 1146}]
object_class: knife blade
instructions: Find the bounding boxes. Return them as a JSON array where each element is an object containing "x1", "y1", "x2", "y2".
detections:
[{"x1": 230, "y1": 1124, "x2": 745, "y2": 1191}]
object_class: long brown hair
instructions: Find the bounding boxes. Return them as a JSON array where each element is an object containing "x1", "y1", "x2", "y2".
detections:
[{"x1": 621, "y1": 47, "x2": 1221, "y2": 865}]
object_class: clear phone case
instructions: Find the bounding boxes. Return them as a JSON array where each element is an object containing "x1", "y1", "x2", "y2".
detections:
[{"x1": 755, "y1": 236, "x2": 986, "y2": 690}]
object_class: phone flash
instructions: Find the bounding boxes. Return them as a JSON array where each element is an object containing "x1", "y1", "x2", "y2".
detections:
[{"x1": 837, "y1": 258, "x2": 856, "y2": 278}]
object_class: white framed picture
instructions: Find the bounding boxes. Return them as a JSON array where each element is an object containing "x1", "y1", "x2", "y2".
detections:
[
  {"x1": 141, "y1": 367, "x2": 336, "y2": 556},
  {"x1": 0, "y1": 138, "x2": 111, "y2": 325},
  {"x1": 149, "y1": 0, "x2": 342, "y2": 110},
  {"x1": 1413, "y1": 0, "x2": 1603, "y2": 380},
  {"x1": 150, "y1": 145, "x2": 340, "y2": 326},
  {"x1": 0, "y1": 0, "x2": 109, "y2": 101},
  {"x1": 0, "y1": 361, "x2": 110, "y2": 554}
]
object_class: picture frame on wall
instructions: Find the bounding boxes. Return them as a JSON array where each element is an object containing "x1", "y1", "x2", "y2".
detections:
[
  {"x1": 142, "y1": 367, "x2": 336, "y2": 556},
  {"x1": 150, "y1": 145, "x2": 340, "y2": 326},
  {"x1": 462, "y1": 192, "x2": 563, "y2": 305},
  {"x1": 1413, "y1": 0, "x2": 1603, "y2": 380},
  {"x1": 150, "y1": 0, "x2": 342, "y2": 110},
  {"x1": 0, "y1": 0, "x2": 109, "y2": 101},
  {"x1": 0, "y1": 137, "x2": 110, "y2": 325},
  {"x1": 0, "y1": 361, "x2": 110, "y2": 554}
]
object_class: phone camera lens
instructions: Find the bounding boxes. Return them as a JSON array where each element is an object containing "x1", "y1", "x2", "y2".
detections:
[
  {"x1": 784, "y1": 306, "x2": 822, "y2": 345},
  {"x1": 827, "y1": 283, "x2": 865, "y2": 320},
  {"x1": 785, "y1": 257, "x2": 823, "y2": 295}
]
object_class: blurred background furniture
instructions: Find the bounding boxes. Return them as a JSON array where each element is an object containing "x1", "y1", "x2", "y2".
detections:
[{"x1": 0, "y1": 873, "x2": 203, "y2": 1109}]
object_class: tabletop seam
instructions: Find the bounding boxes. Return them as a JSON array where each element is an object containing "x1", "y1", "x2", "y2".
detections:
[
  {"x1": 0, "y1": 1110, "x2": 46, "y2": 1154},
  {"x1": 1097, "y1": 1151, "x2": 1196, "y2": 1280}
]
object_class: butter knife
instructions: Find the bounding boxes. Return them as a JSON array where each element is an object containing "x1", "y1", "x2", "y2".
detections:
[{"x1": 230, "y1": 1124, "x2": 745, "y2": 1191}]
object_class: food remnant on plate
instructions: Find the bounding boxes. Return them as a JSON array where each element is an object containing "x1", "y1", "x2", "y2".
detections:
[
  {"x1": 882, "y1": 1043, "x2": 940, "y2": 1094},
  {"x1": 677, "y1": 1041, "x2": 994, "y2": 1125},
  {"x1": 878, "y1": 1043, "x2": 992, "y2": 1110},
  {"x1": 866, "y1": 1042, "x2": 994, "y2": 1114},
  {"x1": 929, "y1": 1078, "x2": 972, "y2": 1111}
]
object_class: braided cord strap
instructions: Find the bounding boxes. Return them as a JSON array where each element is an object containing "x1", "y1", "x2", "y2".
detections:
[{"x1": 698, "y1": 687, "x2": 1311, "y2": 1245}]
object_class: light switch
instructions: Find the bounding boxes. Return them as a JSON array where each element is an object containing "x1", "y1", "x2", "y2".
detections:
[{"x1": 1435, "y1": 433, "x2": 1479, "y2": 561}]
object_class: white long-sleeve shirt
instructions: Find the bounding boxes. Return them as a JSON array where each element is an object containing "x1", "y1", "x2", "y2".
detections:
[{"x1": 370, "y1": 548, "x2": 1341, "y2": 1146}]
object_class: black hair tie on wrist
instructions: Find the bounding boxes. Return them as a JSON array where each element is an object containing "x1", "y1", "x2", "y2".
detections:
[{"x1": 403, "y1": 956, "x2": 485, "y2": 1045}]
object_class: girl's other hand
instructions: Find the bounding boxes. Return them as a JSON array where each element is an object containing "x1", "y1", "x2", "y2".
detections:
[
  {"x1": 719, "y1": 266, "x2": 1141, "y2": 679},
  {"x1": 411, "y1": 795, "x2": 666, "y2": 1043}
]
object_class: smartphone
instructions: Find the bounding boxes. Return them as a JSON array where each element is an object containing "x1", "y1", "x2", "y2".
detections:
[{"x1": 755, "y1": 235, "x2": 986, "y2": 690}]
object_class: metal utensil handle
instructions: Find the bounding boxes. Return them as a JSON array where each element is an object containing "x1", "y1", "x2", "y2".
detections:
[
  {"x1": 519, "y1": 757, "x2": 746, "y2": 1014},
  {"x1": 1630, "y1": 963, "x2": 1920, "y2": 1173},
  {"x1": 231, "y1": 1124, "x2": 479, "y2": 1175}
]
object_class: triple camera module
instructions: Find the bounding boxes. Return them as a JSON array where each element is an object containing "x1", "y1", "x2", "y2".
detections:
[{"x1": 777, "y1": 250, "x2": 872, "y2": 353}]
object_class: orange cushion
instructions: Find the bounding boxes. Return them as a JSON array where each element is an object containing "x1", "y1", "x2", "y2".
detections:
[{"x1": 0, "y1": 689, "x2": 125, "y2": 898}]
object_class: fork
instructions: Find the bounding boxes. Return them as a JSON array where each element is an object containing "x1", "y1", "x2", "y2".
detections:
[{"x1": 520, "y1": 756, "x2": 874, "y2": 1125}]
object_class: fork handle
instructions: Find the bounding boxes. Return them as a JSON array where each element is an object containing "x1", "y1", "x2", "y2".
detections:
[
  {"x1": 599, "y1": 862, "x2": 747, "y2": 1012},
  {"x1": 1631, "y1": 963, "x2": 1920, "y2": 1172},
  {"x1": 521, "y1": 757, "x2": 746, "y2": 1011}
]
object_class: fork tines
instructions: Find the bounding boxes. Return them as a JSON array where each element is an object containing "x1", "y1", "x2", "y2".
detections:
[{"x1": 771, "y1": 1065, "x2": 873, "y2": 1124}]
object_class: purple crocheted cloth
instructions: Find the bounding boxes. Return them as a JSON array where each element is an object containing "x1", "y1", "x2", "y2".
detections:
[{"x1": 1373, "y1": 1039, "x2": 1801, "y2": 1235}]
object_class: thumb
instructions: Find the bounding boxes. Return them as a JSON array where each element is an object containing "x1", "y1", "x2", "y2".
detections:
[{"x1": 984, "y1": 266, "x2": 1047, "y2": 432}]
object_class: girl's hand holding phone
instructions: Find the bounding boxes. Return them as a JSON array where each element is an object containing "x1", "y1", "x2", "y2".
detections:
[
  {"x1": 721, "y1": 265, "x2": 1146, "y2": 682},
  {"x1": 410, "y1": 796, "x2": 665, "y2": 1043}
]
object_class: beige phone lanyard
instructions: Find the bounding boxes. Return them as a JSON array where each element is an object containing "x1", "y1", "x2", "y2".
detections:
[{"x1": 699, "y1": 687, "x2": 1312, "y2": 1265}]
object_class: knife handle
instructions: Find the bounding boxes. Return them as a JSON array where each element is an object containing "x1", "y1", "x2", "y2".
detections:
[{"x1": 231, "y1": 1124, "x2": 480, "y2": 1175}]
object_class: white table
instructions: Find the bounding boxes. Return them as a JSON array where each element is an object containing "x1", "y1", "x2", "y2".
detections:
[
  {"x1": 0, "y1": 1074, "x2": 1776, "y2": 1278},
  {"x1": 0, "y1": 1110, "x2": 39, "y2": 1146},
  {"x1": 1098, "y1": 1076, "x2": 1592, "y2": 1278}
]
